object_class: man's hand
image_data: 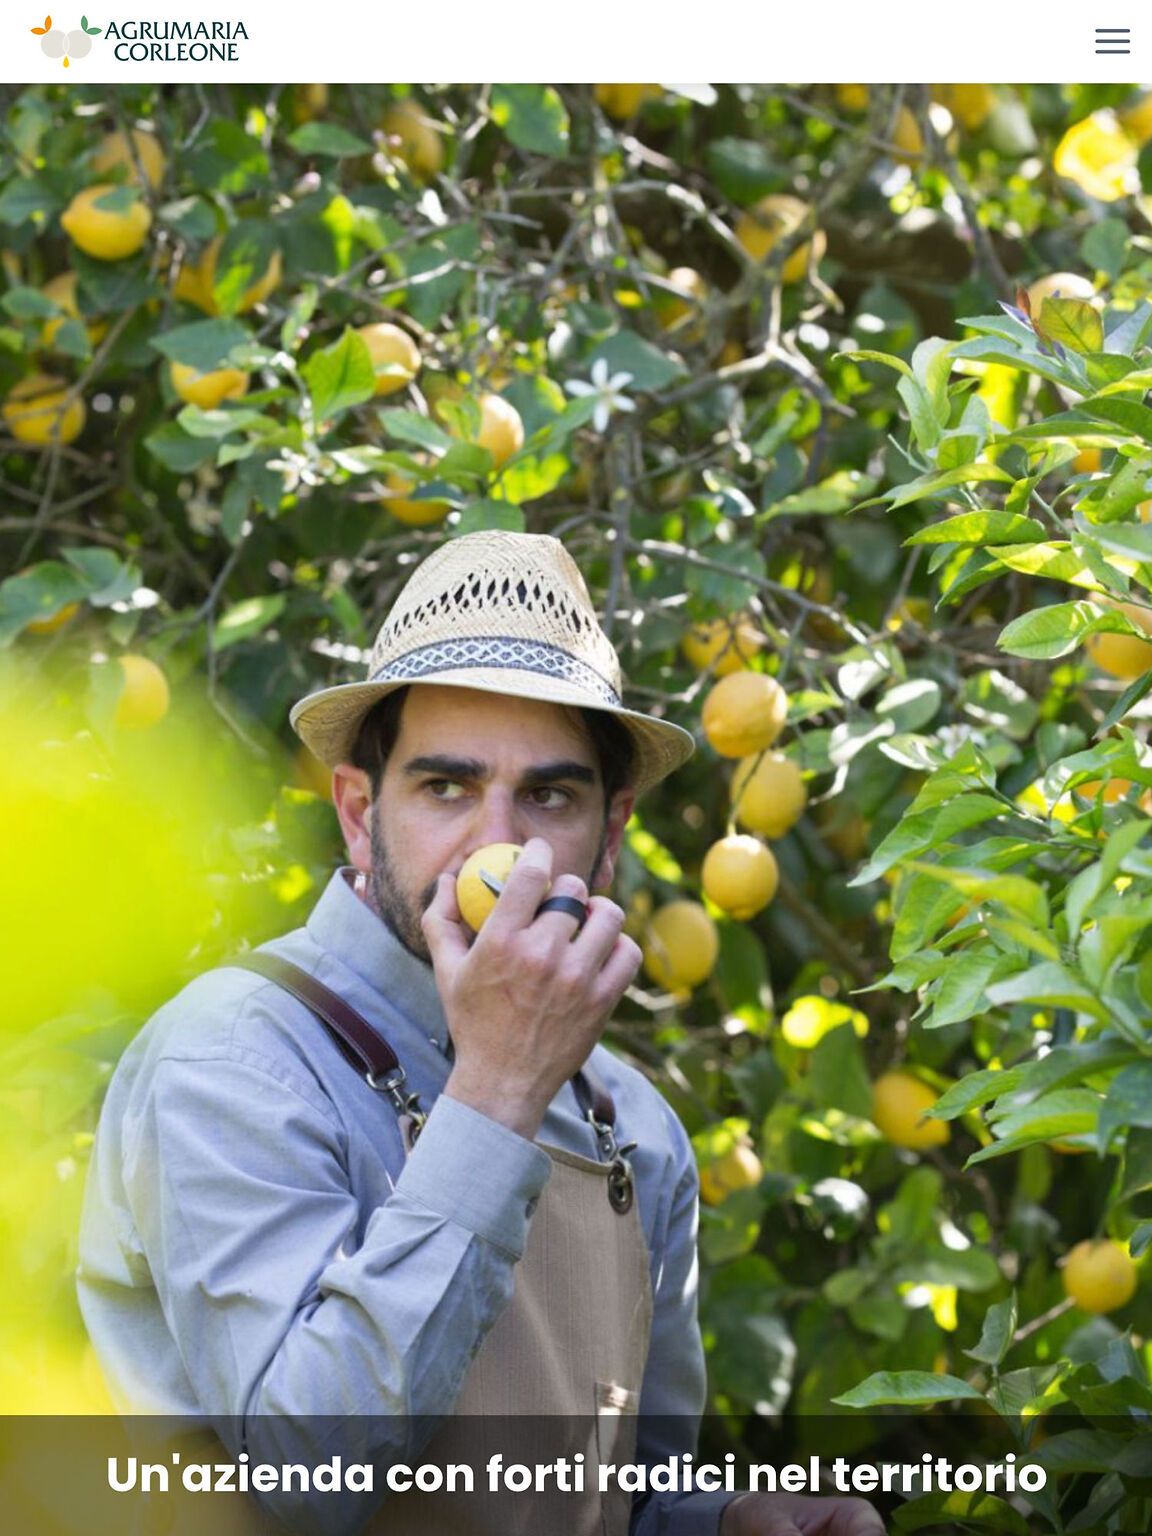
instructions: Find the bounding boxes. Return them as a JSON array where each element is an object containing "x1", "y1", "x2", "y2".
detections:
[
  {"x1": 423, "y1": 838, "x2": 642, "y2": 1139},
  {"x1": 722, "y1": 1492, "x2": 886, "y2": 1536}
]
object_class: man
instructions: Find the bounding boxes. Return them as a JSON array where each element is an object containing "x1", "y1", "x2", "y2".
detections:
[{"x1": 78, "y1": 531, "x2": 882, "y2": 1536}]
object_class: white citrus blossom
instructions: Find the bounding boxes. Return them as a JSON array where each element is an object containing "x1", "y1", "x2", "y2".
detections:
[{"x1": 565, "y1": 357, "x2": 635, "y2": 433}]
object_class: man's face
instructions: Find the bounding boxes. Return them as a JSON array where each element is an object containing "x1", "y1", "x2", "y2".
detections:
[{"x1": 348, "y1": 686, "x2": 633, "y2": 962}]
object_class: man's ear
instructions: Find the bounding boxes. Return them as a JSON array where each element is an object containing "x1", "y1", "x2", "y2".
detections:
[
  {"x1": 591, "y1": 788, "x2": 636, "y2": 892},
  {"x1": 331, "y1": 764, "x2": 375, "y2": 876}
]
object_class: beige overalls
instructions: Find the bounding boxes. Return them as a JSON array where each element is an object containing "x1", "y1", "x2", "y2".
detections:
[{"x1": 151, "y1": 956, "x2": 654, "y2": 1536}]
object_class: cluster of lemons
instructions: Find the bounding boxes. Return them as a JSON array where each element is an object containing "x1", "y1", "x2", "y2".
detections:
[{"x1": 635, "y1": 616, "x2": 802, "y2": 1002}]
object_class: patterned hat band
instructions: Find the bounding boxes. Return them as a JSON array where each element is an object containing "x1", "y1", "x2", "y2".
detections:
[{"x1": 370, "y1": 635, "x2": 622, "y2": 707}]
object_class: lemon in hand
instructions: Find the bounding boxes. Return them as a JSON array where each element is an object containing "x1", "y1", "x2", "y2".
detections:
[{"x1": 456, "y1": 843, "x2": 526, "y2": 932}]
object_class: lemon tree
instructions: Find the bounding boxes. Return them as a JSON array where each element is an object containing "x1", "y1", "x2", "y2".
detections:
[{"x1": 4, "y1": 82, "x2": 1152, "y2": 1527}]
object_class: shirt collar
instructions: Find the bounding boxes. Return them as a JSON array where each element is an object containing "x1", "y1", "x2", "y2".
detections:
[{"x1": 306, "y1": 867, "x2": 450, "y2": 1053}]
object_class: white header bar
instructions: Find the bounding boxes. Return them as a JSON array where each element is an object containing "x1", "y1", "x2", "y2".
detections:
[{"x1": 1, "y1": 1, "x2": 1147, "y2": 84}]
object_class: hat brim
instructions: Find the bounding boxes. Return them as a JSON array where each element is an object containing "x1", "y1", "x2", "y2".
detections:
[{"x1": 290, "y1": 671, "x2": 696, "y2": 796}]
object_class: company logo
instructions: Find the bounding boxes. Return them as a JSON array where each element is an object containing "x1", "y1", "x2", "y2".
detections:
[
  {"x1": 30, "y1": 13, "x2": 102, "y2": 67},
  {"x1": 104, "y1": 19, "x2": 249, "y2": 60}
]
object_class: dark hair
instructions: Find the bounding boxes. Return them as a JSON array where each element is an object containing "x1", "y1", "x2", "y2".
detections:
[{"x1": 350, "y1": 685, "x2": 636, "y2": 806}]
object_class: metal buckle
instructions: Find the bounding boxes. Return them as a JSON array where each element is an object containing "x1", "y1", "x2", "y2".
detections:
[
  {"x1": 366, "y1": 1066, "x2": 427, "y2": 1138},
  {"x1": 585, "y1": 1107, "x2": 636, "y2": 1215}
]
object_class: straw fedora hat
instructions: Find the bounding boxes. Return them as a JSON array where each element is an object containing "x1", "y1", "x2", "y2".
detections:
[{"x1": 290, "y1": 531, "x2": 695, "y2": 795}]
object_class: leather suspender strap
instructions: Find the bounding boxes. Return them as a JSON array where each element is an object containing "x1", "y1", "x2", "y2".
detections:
[
  {"x1": 228, "y1": 950, "x2": 635, "y2": 1210},
  {"x1": 231, "y1": 952, "x2": 401, "y2": 1081}
]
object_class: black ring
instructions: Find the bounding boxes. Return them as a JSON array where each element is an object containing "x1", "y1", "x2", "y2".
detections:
[{"x1": 535, "y1": 894, "x2": 590, "y2": 930}]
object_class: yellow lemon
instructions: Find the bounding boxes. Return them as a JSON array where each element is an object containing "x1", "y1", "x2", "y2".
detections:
[
  {"x1": 594, "y1": 84, "x2": 661, "y2": 120},
  {"x1": 292, "y1": 84, "x2": 329, "y2": 124},
  {"x1": 834, "y1": 84, "x2": 870, "y2": 114},
  {"x1": 172, "y1": 236, "x2": 282, "y2": 316},
  {"x1": 381, "y1": 456, "x2": 450, "y2": 526},
  {"x1": 40, "y1": 271, "x2": 106, "y2": 349},
  {"x1": 2, "y1": 373, "x2": 85, "y2": 446},
  {"x1": 1053, "y1": 113, "x2": 1138, "y2": 202},
  {"x1": 169, "y1": 361, "x2": 249, "y2": 410},
  {"x1": 701, "y1": 835, "x2": 779, "y2": 920},
  {"x1": 702, "y1": 671, "x2": 789, "y2": 758},
  {"x1": 1072, "y1": 446, "x2": 1102, "y2": 474},
  {"x1": 458, "y1": 393, "x2": 525, "y2": 469},
  {"x1": 734, "y1": 193, "x2": 826, "y2": 284},
  {"x1": 699, "y1": 1142, "x2": 763, "y2": 1206},
  {"x1": 1063, "y1": 1239, "x2": 1139, "y2": 1313},
  {"x1": 380, "y1": 100, "x2": 445, "y2": 180},
  {"x1": 92, "y1": 126, "x2": 166, "y2": 189},
  {"x1": 1085, "y1": 601, "x2": 1152, "y2": 679},
  {"x1": 681, "y1": 615, "x2": 766, "y2": 676},
  {"x1": 642, "y1": 900, "x2": 719, "y2": 992},
  {"x1": 892, "y1": 106, "x2": 925, "y2": 163},
  {"x1": 114, "y1": 655, "x2": 170, "y2": 730},
  {"x1": 356, "y1": 322, "x2": 421, "y2": 397},
  {"x1": 730, "y1": 751, "x2": 807, "y2": 838},
  {"x1": 933, "y1": 84, "x2": 994, "y2": 132},
  {"x1": 456, "y1": 843, "x2": 525, "y2": 932},
  {"x1": 60, "y1": 184, "x2": 152, "y2": 261},
  {"x1": 871, "y1": 1071, "x2": 949, "y2": 1150}
]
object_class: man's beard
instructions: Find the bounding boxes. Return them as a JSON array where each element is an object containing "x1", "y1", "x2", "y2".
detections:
[
  {"x1": 367, "y1": 804, "x2": 439, "y2": 963},
  {"x1": 364, "y1": 805, "x2": 611, "y2": 965}
]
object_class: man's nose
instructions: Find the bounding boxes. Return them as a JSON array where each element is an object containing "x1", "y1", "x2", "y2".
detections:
[{"x1": 470, "y1": 788, "x2": 522, "y2": 849}]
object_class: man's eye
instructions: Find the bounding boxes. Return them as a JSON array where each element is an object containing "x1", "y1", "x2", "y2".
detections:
[
  {"x1": 528, "y1": 786, "x2": 571, "y2": 809},
  {"x1": 426, "y1": 779, "x2": 465, "y2": 800}
]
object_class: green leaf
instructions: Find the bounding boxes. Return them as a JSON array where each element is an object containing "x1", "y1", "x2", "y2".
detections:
[
  {"x1": 150, "y1": 318, "x2": 251, "y2": 372},
  {"x1": 452, "y1": 500, "x2": 526, "y2": 535},
  {"x1": 705, "y1": 138, "x2": 779, "y2": 202},
  {"x1": 589, "y1": 331, "x2": 687, "y2": 393},
  {"x1": 1, "y1": 285, "x2": 56, "y2": 320},
  {"x1": 303, "y1": 327, "x2": 377, "y2": 420},
  {"x1": 1034, "y1": 297, "x2": 1105, "y2": 355},
  {"x1": 965, "y1": 1294, "x2": 1019, "y2": 1367},
  {"x1": 0, "y1": 176, "x2": 61, "y2": 227},
  {"x1": 61, "y1": 547, "x2": 139, "y2": 607},
  {"x1": 999, "y1": 599, "x2": 1130, "y2": 660},
  {"x1": 490, "y1": 85, "x2": 570, "y2": 157},
  {"x1": 715, "y1": 922, "x2": 770, "y2": 1012},
  {"x1": 831, "y1": 1371, "x2": 984, "y2": 1408},
  {"x1": 0, "y1": 561, "x2": 87, "y2": 647},
  {"x1": 850, "y1": 793, "x2": 1007, "y2": 886},
  {"x1": 213, "y1": 594, "x2": 287, "y2": 651},
  {"x1": 1097, "y1": 1061, "x2": 1152, "y2": 1153},
  {"x1": 1082, "y1": 217, "x2": 1130, "y2": 280},
  {"x1": 211, "y1": 221, "x2": 279, "y2": 316},
  {"x1": 377, "y1": 408, "x2": 454, "y2": 452},
  {"x1": 906, "y1": 511, "x2": 1047, "y2": 546},
  {"x1": 984, "y1": 963, "x2": 1104, "y2": 1017},
  {"x1": 894, "y1": 1491, "x2": 1030, "y2": 1536},
  {"x1": 144, "y1": 423, "x2": 218, "y2": 472},
  {"x1": 287, "y1": 122, "x2": 373, "y2": 157}
]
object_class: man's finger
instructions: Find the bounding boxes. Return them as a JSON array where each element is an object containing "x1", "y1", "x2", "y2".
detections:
[
  {"x1": 483, "y1": 837, "x2": 553, "y2": 934},
  {"x1": 421, "y1": 871, "x2": 470, "y2": 967}
]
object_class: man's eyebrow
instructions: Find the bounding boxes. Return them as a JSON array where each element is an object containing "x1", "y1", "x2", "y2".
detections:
[
  {"x1": 404, "y1": 754, "x2": 488, "y2": 780},
  {"x1": 402, "y1": 755, "x2": 596, "y2": 787},
  {"x1": 519, "y1": 760, "x2": 596, "y2": 788}
]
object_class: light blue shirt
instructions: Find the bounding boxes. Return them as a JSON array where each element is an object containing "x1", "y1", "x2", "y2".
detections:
[{"x1": 77, "y1": 867, "x2": 735, "y2": 1535}]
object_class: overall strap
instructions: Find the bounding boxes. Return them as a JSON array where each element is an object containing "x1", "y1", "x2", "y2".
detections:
[{"x1": 228, "y1": 950, "x2": 635, "y2": 1210}]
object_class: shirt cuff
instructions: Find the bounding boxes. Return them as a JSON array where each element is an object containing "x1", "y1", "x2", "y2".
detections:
[{"x1": 393, "y1": 1094, "x2": 552, "y2": 1260}]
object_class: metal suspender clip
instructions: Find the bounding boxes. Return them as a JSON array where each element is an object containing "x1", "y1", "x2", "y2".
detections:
[
  {"x1": 365, "y1": 1065, "x2": 427, "y2": 1146},
  {"x1": 584, "y1": 1106, "x2": 637, "y2": 1214}
]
